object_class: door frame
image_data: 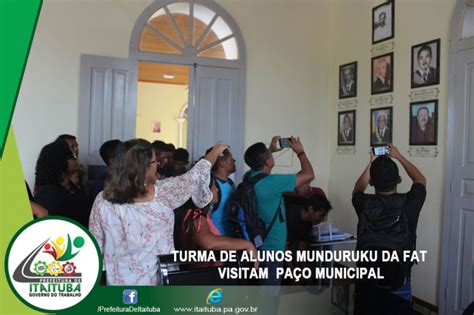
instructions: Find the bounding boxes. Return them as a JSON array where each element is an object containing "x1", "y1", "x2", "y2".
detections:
[
  {"x1": 440, "y1": 1, "x2": 474, "y2": 313},
  {"x1": 128, "y1": 0, "x2": 246, "y2": 159},
  {"x1": 78, "y1": 54, "x2": 138, "y2": 167}
]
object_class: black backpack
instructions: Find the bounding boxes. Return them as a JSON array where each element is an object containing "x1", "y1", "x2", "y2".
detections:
[
  {"x1": 357, "y1": 194, "x2": 414, "y2": 290},
  {"x1": 228, "y1": 173, "x2": 283, "y2": 248}
]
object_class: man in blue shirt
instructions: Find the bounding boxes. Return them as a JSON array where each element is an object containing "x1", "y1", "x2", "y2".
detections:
[
  {"x1": 244, "y1": 136, "x2": 315, "y2": 285},
  {"x1": 206, "y1": 147, "x2": 236, "y2": 236}
]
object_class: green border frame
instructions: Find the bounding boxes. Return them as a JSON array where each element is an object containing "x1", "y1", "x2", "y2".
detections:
[
  {"x1": 0, "y1": 0, "x2": 43, "y2": 158},
  {"x1": 4, "y1": 216, "x2": 103, "y2": 313}
]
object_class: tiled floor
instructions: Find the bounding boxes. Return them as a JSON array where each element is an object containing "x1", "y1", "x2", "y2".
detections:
[{"x1": 413, "y1": 303, "x2": 437, "y2": 315}]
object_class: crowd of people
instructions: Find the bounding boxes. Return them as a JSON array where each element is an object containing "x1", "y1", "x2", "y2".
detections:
[{"x1": 27, "y1": 133, "x2": 426, "y2": 314}]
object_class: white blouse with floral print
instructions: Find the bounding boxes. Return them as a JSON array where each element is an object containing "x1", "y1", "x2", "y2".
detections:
[{"x1": 89, "y1": 159, "x2": 212, "y2": 285}]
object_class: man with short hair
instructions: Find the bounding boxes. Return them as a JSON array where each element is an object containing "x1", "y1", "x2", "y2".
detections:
[
  {"x1": 287, "y1": 192, "x2": 332, "y2": 247},
  {"x1": 244, "y1": 136, "x2": 314, "y2": 286},
  {"x1": 410, "y1": 107, "x2": 435, "y2": 144},
  {"x1": 377, "y1": 12, "x2": 386, "y2": 28},
  {"x1": 373, "y1": 59, "x2": 391, "y2": 91},
  {"x1": 339, "y1": 113, "x2": 354, "y2": 143},
  {"x1": 174, "y1": 148, "x2": 190, "y2": 176},
  {"x1": 413, "y1": 45, "x2": 437, "y2": 86},
  {"x1": 300, "y1": 194, "x2": 332, "y2": 225},
  {"x1": 352, "y1": 144, "x2": 426, "y2": 314},
  {"x1": 91, "y1": 139, "x2": 122, "y2": 201},
  {"x1": 340, "y1": 67, "x2": 355, "y2": 97},
  {"x1": 152, "y1": 141, "x2": 176, "y2": 178},
  {"x1": 374, "y1": 11, "x2": 391, "y2": 42},
  {"x1": 205, "y1": 147, "x2": 237, "y2": 236},
  {"x1": 371, "y1": 112, "x2": 391, "y2": 144}
]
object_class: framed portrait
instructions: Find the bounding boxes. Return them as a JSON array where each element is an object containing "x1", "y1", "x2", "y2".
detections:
[
  {"x1": 339, "y1": 62, "x2": 357, "y2": 99},
  {"x1": 372, "y1": 1, "x2": 394, "y2": 44},
  {"x1": 370, "y1": 107, "x2": 392, "y2": 146},
  {"x1": 371, "y1": 52, "x2": 394, "y2": 95},
  {"x1": 338, "y1": 110, "x2": 356, "y2": 146},
  {"x1": 152, "y1": 120, "x2": 161, "y2": 133},
  {"x1": 411, "y1": 39, "x2": 441, "y2": 89},
  {"x1": 409, "y1": 100, "x2": 438, "y2": 146}
]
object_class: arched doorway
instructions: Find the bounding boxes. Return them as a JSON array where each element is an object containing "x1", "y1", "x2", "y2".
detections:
[
  {"x1": 129, "y1": 0, "x2": 246, "y2": 179},
  {"x1": 440, "y1": 1, "x2": 474, "y2": 314}
]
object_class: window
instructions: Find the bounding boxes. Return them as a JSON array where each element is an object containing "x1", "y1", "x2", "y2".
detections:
[
  {"x1": 461, "y1": 5, "x2": 474, "y2": 40},
  {"x1": 139, "y1": 2, "x2": 239, "y2": 60}
]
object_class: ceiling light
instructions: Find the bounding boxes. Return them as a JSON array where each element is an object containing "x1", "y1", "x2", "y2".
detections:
[{"x1": 163, "y1": 74, "x2": 175, "y2": 79}]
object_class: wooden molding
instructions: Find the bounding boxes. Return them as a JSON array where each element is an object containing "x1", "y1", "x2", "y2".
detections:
[{"x1": 412, "y1": 296, "x2": 438, "y2": 312}]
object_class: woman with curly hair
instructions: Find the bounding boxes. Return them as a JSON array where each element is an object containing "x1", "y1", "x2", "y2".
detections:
[
  {"x1": 34, "y1": 141, "x2": 91, "y2": 227},
  {"x1": 89, "y1": 139, "x2": 228, "y2": 285}
]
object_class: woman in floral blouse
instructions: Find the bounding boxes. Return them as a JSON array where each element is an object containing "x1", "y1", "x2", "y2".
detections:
[{"x1": 89, "y1": 139, "x2": 227, "y2": 285}]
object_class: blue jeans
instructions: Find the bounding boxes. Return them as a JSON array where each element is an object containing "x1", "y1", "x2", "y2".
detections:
[
  {"x1": 392, "y1": 280, "x2": 412, "y2": 302},
  {"x1": 259, "y1": 260, "x2": 284, "y2": 286}
]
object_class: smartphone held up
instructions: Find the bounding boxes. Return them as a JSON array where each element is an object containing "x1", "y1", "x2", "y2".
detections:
[
  {"x1": 372, "y1": 146, "x2": 390, "y2": 156},
  {"x1": 279, "y1": 138, "x2": 291, "y2": 149}
]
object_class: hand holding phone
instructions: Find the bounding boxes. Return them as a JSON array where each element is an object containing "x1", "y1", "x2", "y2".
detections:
[
  {"x1": 269, "y1": 136, "x2": 282, "y2": 153},
  {"x1": 387, "y1": 143, "x2": 402, "y2": 160},
  {"x1": 372, "y1": 146, "x2": 389, "y2": 156},
  {"x1": 279, "y1": 138, "x2": 291, "y2": 149}
]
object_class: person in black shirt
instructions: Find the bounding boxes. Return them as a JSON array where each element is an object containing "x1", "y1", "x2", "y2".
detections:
[
  {"x1": 352, "y1": 144, "x2": 426, "y2": 315},
  {"x1": 26, "y1": 181, "x2": 48, "y2": 219},
  {"x1": 91, "y1": 139, "x2": 122, "y2": 202},
  {"x1": 174, "y1": 148, "x2": 190, "y2": 176},
  {"x1": 55, "y1": 134, "x2": 86, "y2": 193},
  {"x1": 285, "y1": 192, "x2": 333, "y2": 245},
  {"x1": 152, "y1": 141, "x2": 176, "y2": 179},
  {"x1": 34, "y1": 141, "x2": 91, "y2": 227},
  {"x1": 284, "y1": 193, "x2": 332, "y2": 285}
]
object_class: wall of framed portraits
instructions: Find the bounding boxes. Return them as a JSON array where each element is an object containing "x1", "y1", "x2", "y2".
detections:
[{"x1": 328, "y1": 0, "x2": 456, "y2": 307}]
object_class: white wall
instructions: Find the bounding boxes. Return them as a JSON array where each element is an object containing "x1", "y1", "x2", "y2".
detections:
[
  {"x1": 218, "y1": 0, "x2": 332, "y2": 190},
  {"x1": 14, "y1": 0, "x2": 154, "y2": 187},
  {"x1": 136, "y1": 82, "x2": 188, "y2": 146},
  {"x1": 327, "y1": 0, "x2": 456, "y2": 305}
]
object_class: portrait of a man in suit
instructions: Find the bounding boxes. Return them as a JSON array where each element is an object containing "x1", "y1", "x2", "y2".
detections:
[
  {"x1": 339, "y1": 62, "x2": 357, "y2": 99},
  {"x1": 371, "y1": 107, "x2": 392, "y2": 146},
  {"x1": 371, "y1": 53, "x2": 394, "y2": 95},
  {"x1": 338, "y1": 110, "x2": 356, "y2": 145},
  {"x1": 411, "y1": 39, "x2": 440, "y2": 88}
]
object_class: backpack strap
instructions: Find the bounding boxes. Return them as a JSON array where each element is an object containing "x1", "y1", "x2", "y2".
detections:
[
  {"x1": 245, "y1": 172, "x2": 267, "y2": 186},
  {"x1": 261, "y1": 197, "x2": 283, "y2": 241},
  {"x1": 212, "y1": 176, "x2": 222, "y2": 213},
  {"x1": 213, "y1": 176, "x2": 238, "y2": 213},
  {"x1": 227, "y1": 177, "x2": 236, "y2": 189},
  {"x1": 244, "y1": 172, "x2": 283, "y2": 241}
]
